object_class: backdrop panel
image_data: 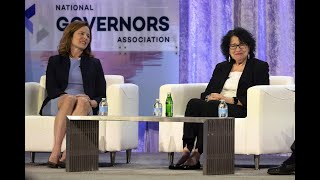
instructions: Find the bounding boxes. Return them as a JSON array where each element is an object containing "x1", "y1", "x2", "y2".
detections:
[{"x1": 25, "y1": 0, "x2": 180, "y2": 152}]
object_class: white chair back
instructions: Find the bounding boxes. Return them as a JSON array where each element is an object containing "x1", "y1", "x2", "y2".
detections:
[{"x1": 270, "y1": 76, "x2": 294, "y2": 85}]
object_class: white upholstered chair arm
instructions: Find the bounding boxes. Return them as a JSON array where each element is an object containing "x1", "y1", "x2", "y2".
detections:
[
  {"x1": 107, "y1": 83, "x2": 139, "y2": 116},
  {"x1": 104, "y1": 83, "x2": 139, "y2": 151},
  {"x1": 244, "y1": 85, "x2": 295, "y2": 154},
  {"x1": 25, "y1": 82, "x2": 41, "y2": 115},
  {"x1": 105, "y1": 75, "x2": 124, "y2": 88}
]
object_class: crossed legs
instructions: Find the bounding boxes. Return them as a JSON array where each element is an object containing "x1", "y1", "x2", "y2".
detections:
[{"x1": 48, "y1": 94, "x2": 92, "y2": 167}]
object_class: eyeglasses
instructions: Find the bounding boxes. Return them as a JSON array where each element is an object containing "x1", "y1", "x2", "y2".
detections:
[{"x1": 229, "y1": 43, "x2": 247, "y2": 50}]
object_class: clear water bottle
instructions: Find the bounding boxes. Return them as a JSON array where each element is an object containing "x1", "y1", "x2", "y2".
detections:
[
  {"x1": 218, "y1": 99, "x2": 228, "y2": 117},
  {"x1": 165, "y1": 92, "x2": 173, "y2": 117},
  {"x1": 153, "y1": 99, "x2": 162, "y2": 117},
  {"x1": 98, "y1": 98, "x2": 108, "y2": 116}
]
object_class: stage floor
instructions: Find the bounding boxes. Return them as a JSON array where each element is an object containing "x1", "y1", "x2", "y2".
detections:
[{"x1": 25, "y1": 151, "x2": 295, "y2": 180}]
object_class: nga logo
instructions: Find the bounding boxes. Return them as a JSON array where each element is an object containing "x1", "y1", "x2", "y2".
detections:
[{"x1": 25, "y1": 4, "x2": 49, "y2": 43}]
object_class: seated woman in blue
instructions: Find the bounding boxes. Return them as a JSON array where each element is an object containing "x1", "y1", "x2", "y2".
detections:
[{"x1": 39, "y1": 20, "x2": 106, "y2": 168}]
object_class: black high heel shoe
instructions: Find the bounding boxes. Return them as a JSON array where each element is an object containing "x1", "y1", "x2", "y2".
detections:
[
  {"x1": 169, "y1": 152, "x2": 190, "y2": 170},
  {"x1": 182, "y1": 161, "x2": 201, "y2": 170},
  {"x1": 47, "y1": 161, "x2": 58, "y2": 168},
  {"x1": 267, "y1": 163, "x2": 295, "y2": 175},
  {"x1": 181, "y1": 151, "x2": 201, "y2": 170},
  {"x1": 58, "y1": 160, "x2": 66, "y2": 168}
]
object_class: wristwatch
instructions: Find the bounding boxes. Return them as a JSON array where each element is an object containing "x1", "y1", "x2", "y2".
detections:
[{"x1": 233, "y1": 97, "x2": 238, "y2": 105}]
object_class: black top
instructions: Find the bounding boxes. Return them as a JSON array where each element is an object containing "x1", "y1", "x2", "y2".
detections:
[
  {"x1": 201, "y1": 58, "x2": 270, "y2": 109},
  {"x1": 39, "y1": 54, "x2": 106, "y2": 115}
]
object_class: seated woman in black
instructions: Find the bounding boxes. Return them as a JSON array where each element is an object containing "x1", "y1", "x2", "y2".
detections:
[{"x1": 170, "y1": 27, "x2": 270, "y2": 170}]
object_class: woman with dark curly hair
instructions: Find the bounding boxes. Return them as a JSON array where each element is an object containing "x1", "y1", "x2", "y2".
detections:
[
  {"x1": 39, "y1": 20, "x2": 106, "y2": 168},
  {"x1": 170, "y1": 27, "x2": 270, "y2": 170}
]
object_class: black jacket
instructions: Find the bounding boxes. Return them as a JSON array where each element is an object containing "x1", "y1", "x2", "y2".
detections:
[
  {"x1": 39, "y1": 54, "x2": 106, "y2": 115},
  {"x1": 201, "y1": 58, "x2": 270, "y2": 109}
]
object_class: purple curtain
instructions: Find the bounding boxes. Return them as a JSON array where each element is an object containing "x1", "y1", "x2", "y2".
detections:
[{"x1": 179, "y1": 0, "x2": 295, "y2": 83}]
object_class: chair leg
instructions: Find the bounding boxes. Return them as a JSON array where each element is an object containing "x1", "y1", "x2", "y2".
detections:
[
  {"x1": 126, "y1": 149, "x2": 132, "y2": 163},
  {"x1": 168, "y1": 152, "x2": 174, "y2": 165},
  {"x1": 110, "y1": 152, "x2": 116, "y2": 166},
  {"x1": 254, "y1": 155, "x2": 260, "y2": 170},
  {"x1": 30, "y1": 152, "x2": 35, "y2": 163}
]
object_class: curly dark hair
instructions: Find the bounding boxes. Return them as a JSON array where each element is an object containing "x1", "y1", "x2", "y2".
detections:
[
  {"x1": 220, "y1": 27, "x2": 256, "y2": 61},
  {"x1": 58, "y1": 20, "x2": 94, "y2": 58}
]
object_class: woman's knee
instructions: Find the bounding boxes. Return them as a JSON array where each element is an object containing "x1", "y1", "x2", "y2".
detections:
[
  {"x1": 58, "y1": 94, "x2": 77, "y2": 107},
  {"x1": 188, "y1": 98, "x2": 202, "y2": 104},
  {"x1": 75, "y1": 97, "x2": 91, "y2": 111},
  {"x1": 187, "y1": 98, "x2": 203, "y2": 108},
  {"x1": 185, "y1": 98, "x2": 204, "y2": 115}
]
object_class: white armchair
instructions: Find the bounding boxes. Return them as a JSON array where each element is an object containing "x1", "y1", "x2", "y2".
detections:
[
  {"x1": 25, "y1": 75, "x2": 139, "y2": 165},
  {"x1": 158, "y1": 76, "x2": 295, "y2": 169}
]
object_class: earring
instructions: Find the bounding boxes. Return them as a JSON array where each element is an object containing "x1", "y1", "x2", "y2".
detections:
[
  {"x1": 247, "y1": 54, "x2": 250, "y2": 59},
  {"x1": 228, "y1": 55, "x2": 231, "y2": 62}
]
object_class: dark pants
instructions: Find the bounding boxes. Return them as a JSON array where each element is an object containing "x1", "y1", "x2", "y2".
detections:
[
  {"x1": 183, "y1": 98, "x2": 246, "y2": 154},
  {"x1": 291, "y1": 140, "x2": 295, "y2": 153},
  {"x1": 290, "y1": 140, "x2": 295, "y2": 160},
  {"x1": 283, "y1": 140, "x2": 295, "y2": 164}
]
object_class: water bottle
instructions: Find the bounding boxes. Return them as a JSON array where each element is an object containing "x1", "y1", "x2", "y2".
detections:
[
  {"x1": 98, "y1": 98, "x2": 108, "y2": 116},
  {"x1": 218, "y1": 99, "x2": 228, "y2": 117},
  {"x1": 165, "y1": 92, "x2": 173, "y2": 117},
  {"x1": 153, "y1": 99, "x2": 162, "y2": 117}
]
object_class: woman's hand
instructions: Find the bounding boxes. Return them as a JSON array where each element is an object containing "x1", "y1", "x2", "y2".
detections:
[
  {"x1": 74, "y1": 94, "x2": 98, "y2": 108},
  {"x1": 90, "y1": 100, "x2": 98, "y2": 108},
  {"x1": 206, "y1": 93, "x2": 241, "y2": 106},
  {"x1": 76, "y1": 94, "x2": 91, "y2": 105},
  {"x1": 207, "y1": 93, "x2": 223, "y2": 101}
]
